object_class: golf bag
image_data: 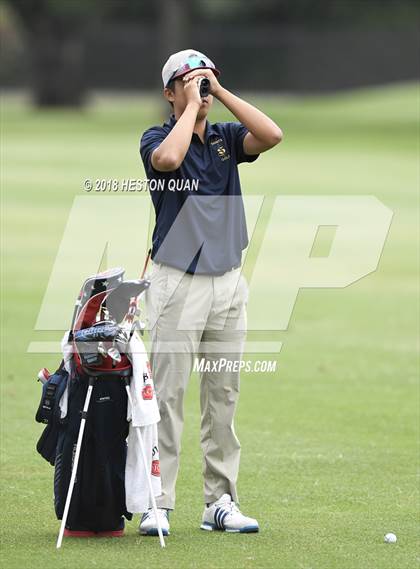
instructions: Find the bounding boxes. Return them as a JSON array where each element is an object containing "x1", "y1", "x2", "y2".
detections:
[
  {"x1": 53, "y1": 369, "x2": 130, "y2": 532},
  {"x1": 35, "y1": 268, "x2": 152, "y2": 534}
]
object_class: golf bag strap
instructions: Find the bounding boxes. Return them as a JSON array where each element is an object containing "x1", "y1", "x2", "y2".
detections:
[{"x1": 35, "y1": 363, "x2": 69, "y2": 465}]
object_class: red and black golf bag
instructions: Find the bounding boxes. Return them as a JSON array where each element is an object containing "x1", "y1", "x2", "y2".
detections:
[{"x1": 36, "y1": 268, "x2": 150, "y2": 537}]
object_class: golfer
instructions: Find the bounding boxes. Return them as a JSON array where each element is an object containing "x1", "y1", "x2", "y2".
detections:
[{"x1": 140, "y1": 49, "x2": 282, "y2": 535}]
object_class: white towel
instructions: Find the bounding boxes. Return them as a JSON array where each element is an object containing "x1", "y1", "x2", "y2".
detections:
[
  {"x1": 59, "y1": 331, "x2": 72, "y2": 418},
  {"x1": 60, "y1": 331, "x2": 73, "y2": 373},
  {"x1": 125, "y1": 423, "x2": 161, "y2": 513},
  {"x1": 126, "y1": 332, "x2": 160, "y2": 426},
  {"x1": 125, "y1": 332, "x2": 162, "y2": 512}
]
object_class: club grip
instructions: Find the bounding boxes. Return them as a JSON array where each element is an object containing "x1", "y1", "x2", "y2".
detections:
[{"x1": 37, "y1": 368, "x2": 51, "y2": 384}]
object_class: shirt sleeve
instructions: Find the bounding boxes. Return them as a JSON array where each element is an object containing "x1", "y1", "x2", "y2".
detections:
[
  {"x1": 229, "y1": 122, "x2": 260, "y2": 165},
  {"x1": 140, "y1": 127, "x2": 166, "y2": 174}
]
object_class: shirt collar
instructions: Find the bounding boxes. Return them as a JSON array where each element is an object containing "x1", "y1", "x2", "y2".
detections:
[{"x1": 165, "y1": 114, "x2": 217, "y2": 142}]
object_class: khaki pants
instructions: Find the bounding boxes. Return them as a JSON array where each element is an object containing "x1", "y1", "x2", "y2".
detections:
[{"x1": 145, "y1": 262, "x2": 248, "y2": 509}]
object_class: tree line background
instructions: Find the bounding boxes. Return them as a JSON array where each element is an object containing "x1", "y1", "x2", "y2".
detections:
[{"x1": 1, "y1": 0, "x2": 418, "y2": 106}]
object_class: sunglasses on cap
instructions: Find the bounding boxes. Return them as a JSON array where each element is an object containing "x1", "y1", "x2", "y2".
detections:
[{"x1": 168, "y1": 55, "x2": 218, "y2": 85}]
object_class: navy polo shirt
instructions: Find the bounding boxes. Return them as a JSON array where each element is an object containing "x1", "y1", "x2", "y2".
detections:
[{"x1": 140, "y1": 114, "x2": 259, "y2": 275}]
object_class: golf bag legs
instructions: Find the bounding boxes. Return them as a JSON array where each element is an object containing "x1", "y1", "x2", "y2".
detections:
[{"x1": 57, "y1": 377, "x2": 95, "y2": 548}]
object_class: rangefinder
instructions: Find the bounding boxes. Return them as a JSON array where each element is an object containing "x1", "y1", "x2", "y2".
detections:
[{"x1": 198, "y1": 77, "x2": 210, "y2": 98}]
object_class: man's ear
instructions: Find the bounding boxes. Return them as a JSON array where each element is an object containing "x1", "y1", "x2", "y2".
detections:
[{"x1": 163, "y1": 87, "x2": 175, "y2": 105}]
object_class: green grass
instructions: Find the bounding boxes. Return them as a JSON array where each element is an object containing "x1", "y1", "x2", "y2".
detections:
[{"x1": 1, "y1": 83, "x2": 419, "y2": 569}]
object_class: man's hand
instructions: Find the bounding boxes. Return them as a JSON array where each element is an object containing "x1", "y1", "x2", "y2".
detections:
[
  {"x1": 183, "y1": 75, "x2": 203, "y2": 108},
  {"x1": 151, "y1": 78, "x2": 202, "y2": 171},
  {"x1": 182, "y1": 69, "x2": 222, "y2": 98}
]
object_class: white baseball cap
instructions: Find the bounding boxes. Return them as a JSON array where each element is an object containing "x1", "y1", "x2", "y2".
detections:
[{"x1": 161, "y1": 49, "x2": 220, "y2": 88}]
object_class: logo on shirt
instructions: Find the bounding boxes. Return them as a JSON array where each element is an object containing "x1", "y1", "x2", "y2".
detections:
[
  {"x1": 211, "y1": 137, "x2": 230, "y2": 162},
  {"x1": 217, "y1": 146, "x2": 229, "y2": 160}
]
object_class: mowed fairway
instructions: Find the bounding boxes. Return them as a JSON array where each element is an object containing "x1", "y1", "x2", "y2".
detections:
[{"x1": 1, "y1": 84, "x2": 418, "y2": 569}]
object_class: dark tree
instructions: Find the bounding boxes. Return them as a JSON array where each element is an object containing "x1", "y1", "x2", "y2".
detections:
[
  {"x1": 12, "y1": 0, "x2": 103, "y2": 107},
  {"x1": 10, "y1": 0, "x2": 190, "y2": 107}
]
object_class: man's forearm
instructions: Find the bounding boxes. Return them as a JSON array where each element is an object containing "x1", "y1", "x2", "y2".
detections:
[
  {"x1": 215, "y1": 87, "x2": 282, "y2": 150},
  {"x1": 152, "y1": 102, "x2": 200, "y2": 171}
]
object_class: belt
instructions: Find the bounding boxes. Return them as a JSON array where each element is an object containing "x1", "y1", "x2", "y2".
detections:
[{"x1": 154, "y1": 261, "x2": 241, "y2": 277}]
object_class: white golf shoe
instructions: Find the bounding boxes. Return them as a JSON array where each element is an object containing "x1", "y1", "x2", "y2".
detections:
[
  {"x1": 139, "y1": 508, "x2": 170, "y2": 536},
  {"x1": 200, "y1": 494, "x2": 259, "y2": 533}
]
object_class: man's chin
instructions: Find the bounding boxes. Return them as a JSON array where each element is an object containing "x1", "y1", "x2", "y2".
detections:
[{"x1": 197, "y1": 104, "x2": 210, "y2": 121}]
